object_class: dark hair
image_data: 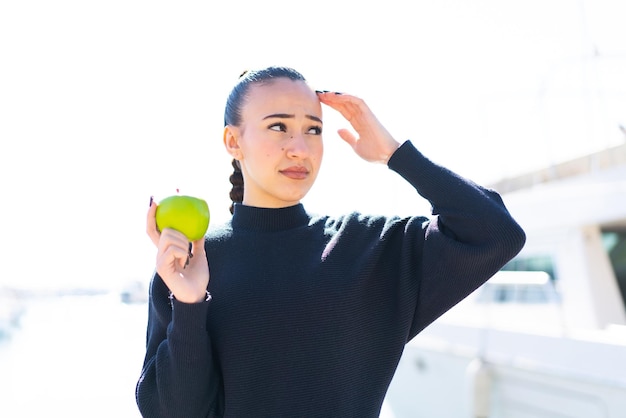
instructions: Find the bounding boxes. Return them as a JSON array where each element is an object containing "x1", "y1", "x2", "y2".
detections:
[{"x1": 225, "y1": 66, "x2": 308, "y2": 214}]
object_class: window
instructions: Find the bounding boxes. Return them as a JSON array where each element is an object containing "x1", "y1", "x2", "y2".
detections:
[
  {"x1": 601, "y1": 229, "x2": 626, "y2": 308},
  {"x1": 500, "y1": 255, "x2": 557, "y2": 282}
]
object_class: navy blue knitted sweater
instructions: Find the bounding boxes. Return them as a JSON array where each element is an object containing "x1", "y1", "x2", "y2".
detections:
[{"x1": 136, "y1": 141, "x2": 526, "y2": 417}]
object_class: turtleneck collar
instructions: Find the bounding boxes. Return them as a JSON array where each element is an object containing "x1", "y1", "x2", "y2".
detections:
[{"x1": 231, "y1": 203, "x2": 311, "y2": 232}]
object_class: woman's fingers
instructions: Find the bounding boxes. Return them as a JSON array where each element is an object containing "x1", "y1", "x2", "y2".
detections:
[
  {"x1": 317, "y1": 91, "x2": 400, "y2": 163},
  {"x1": 156, "y1": 234, "x2": 210, "y2": 304},
  {"x1": 156, "y1": 241, "x2": 189, "y2": 273},
  {"x1": 146, "y1": 197, "x2": 160, "y2": 246},
  {"x1": 184, "y1": 239, "x2": 210, "y2": 285},
  {"x1": 317, "y1": 92, "x2": 381, "y2": 135},
  {"x1": 337, "y1": 128, "x2": 357, "y2": 148},
  {"x1": 317, "y1": 92, "x2": 363, "y2": 121},
  {"x1": 191, "y1": 237, "x2": 207, "y2": 262},
  {"x1": 157, "y1": 228, "x2": 189, "y2": 255},
  {"x1": 156, "y1": 228, "x2": 191, "y2": 269}
]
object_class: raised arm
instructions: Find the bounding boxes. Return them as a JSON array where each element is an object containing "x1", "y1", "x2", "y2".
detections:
[
  {"x1": 319, "y1": 91, "x2": 525, "y2": 336},
  {"x1": 136, "y1": 202, "x2": 222, "y2": 417},
  {"x1": 388, "y1": 141, "x2": 526, "y2": 337}
]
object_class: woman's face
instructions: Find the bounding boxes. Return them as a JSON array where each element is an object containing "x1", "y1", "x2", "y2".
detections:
[{"x1": 225, "y1": 78, "x2": 324, "y2": 208}]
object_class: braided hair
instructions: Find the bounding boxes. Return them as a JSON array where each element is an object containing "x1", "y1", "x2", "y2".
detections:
[
  {"x1": 223, "y1": 66, "x2": 307, "y2": 214},
  {"x1": 228, "y1": 159, "x2": 244, "y2": 215}
]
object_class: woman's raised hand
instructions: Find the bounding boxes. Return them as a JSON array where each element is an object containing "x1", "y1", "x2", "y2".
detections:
[
  {"x1": 146, "y1": 199, "x2": 210, "y2": 304},
  {"x1": 317, "y1": 92, "x2": 400, "y2": 164}
]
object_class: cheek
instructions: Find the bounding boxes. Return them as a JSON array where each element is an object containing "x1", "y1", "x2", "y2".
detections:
[
  {"x1": 314, "y1": 141, "x2": 324, "y2": 162},
  {"x1": 247, "y1": 141, "x2": 279, "y2": 160}
]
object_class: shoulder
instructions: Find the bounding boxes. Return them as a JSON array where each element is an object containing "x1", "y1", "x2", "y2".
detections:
[
  {"x1": 310, "y1": 211, "x2": 430, "y2": 237},
  {"x1": 205, "y1": 221, "x2": 234, "y2": 242}
]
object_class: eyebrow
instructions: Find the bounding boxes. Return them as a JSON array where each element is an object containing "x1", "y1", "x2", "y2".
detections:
[{"x1": 263, "y1": 113, "x2": 323, "y2": 124}]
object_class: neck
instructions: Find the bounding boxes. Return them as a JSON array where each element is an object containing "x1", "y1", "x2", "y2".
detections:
[{"x1": 231, "y1": 203, "x2": 310, "y2": 232}]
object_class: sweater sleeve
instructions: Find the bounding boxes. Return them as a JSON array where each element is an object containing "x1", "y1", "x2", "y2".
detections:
[
  {"x1": 135, "y1": 271, "x2": 223, "y2": 418},
  {"x1": 387, "y1": 140, "x2": 526, "y2": 338}
]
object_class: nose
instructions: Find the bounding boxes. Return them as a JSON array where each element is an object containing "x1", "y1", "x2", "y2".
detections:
[{"x1": 286, "y1": 133, "x2": 309, "y2": 159}]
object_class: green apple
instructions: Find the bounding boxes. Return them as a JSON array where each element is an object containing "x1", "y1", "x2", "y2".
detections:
[{"x1": 155, "y1": 195, "x2": 210, "y2": 241}]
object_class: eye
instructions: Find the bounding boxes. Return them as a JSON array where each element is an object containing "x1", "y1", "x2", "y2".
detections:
[
  {"x1": 307, "y1": 126, "x2": 322, "y2": 135},
  {"x1": 268, "y1": 122, "x2": 287, "y2": 132}
]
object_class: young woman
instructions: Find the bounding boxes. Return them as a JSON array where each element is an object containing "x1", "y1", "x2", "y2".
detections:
[{"x1": 136, "y1": 66, "x2": 526, "y2": 417}]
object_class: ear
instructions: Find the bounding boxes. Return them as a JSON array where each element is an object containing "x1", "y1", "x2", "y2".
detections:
[{"x1": 223, "y1": 125, "x2": 242, "y2": 160}]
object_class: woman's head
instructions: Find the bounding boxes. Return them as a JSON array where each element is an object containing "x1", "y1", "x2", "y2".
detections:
[
  {"x1": 224, "y1": 67, "x2": 307, "y2": 127},
  {"x1": 223, "y1": 66, "x2": 324, "y2": 213}
]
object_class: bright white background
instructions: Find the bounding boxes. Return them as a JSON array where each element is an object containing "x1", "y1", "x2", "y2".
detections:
[{"x1": 1, "y1": 0, "x2": 625, "y2": 291}]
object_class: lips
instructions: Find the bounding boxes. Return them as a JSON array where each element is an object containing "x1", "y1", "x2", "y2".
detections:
[{"x1": 280, "y1": 166, "x2": 309, "y2": 180}]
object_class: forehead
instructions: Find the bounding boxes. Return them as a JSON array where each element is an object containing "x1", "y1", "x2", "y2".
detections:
[{"x1": 243, "y1": 78, "x2": 322, "y2": 118}]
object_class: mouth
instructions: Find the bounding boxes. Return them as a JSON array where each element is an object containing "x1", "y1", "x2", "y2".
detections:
[{"x1": 280, "y1": 166, "x2": 309, "y2": 180}]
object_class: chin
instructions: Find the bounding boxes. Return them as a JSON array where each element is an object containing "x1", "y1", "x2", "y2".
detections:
[{"x1": 279, "y1": 190, "x2": 310, "y2": 204}]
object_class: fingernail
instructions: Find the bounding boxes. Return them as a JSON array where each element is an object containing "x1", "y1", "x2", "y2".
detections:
[{"x1": 149, "y1": 196, "x2": 154, "y2": 207}]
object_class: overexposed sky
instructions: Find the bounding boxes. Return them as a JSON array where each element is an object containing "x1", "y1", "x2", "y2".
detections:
[{"x1": 1, "y1": 0, "x2": 625, "y2": 289}]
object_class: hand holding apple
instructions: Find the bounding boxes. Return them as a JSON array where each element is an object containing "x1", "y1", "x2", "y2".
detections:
[{"x1": 145, "y1": 194, "x2": 211, "y2": 303}]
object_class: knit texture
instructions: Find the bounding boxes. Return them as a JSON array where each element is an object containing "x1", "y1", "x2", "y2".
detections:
[{"x1": 136, "y1": 141, "x2": 526, "y2": 417}]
